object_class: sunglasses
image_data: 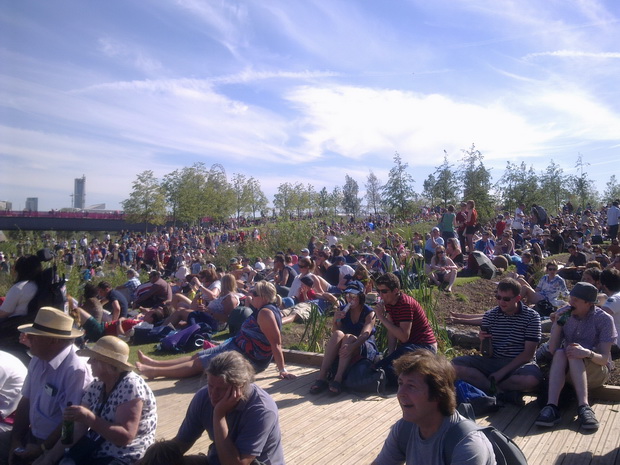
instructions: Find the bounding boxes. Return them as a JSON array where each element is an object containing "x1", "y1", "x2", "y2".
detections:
[
  {"x1": 251, "y1": 291, "x2": 259, "y2": 297},
  {"x1": 377, "y1": 288, "x2": 391, "y2": 294},
  {"x1": 437, "y1": 251, "x2": 445, "y2": 254},
  {"x1": 299, "y1": 265, "x2": 309, "y2": 269},
  {"x1": 547, "y1": 268, "x2": 557, "y2": 271},
  {"x1": 494, "y1": 295, "x2": 514, "y2": 302}
]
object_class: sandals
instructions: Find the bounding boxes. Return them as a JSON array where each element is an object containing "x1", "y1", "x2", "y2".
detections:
[
  {"x1": 329, "y1": 380, "x2": 342, "y2": 395},
  {"x1": 309, "y1": 379, "x2": 329, "y2": 395}
]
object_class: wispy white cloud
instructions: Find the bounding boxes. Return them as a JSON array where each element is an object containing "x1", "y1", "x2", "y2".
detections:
[
  {"x1": 97, "y1": 37, "x2": 163, "y2": 74},
  {"x1": 524, "y1": 50, "x2": 620, "y2": 60}
]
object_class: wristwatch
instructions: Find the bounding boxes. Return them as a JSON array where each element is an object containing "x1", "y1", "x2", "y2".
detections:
[{"x1": 587, "y1": 350, "x2": 594, "y2": 359}]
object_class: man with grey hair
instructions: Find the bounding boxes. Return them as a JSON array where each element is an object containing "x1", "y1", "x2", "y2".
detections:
[{"x1": 162, "y1": 351, "x2": 284, "y2": 465}]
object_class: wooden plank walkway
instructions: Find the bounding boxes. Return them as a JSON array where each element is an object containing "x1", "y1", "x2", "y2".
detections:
[{"x1": 149, "y1": 363, "x2": 620, "y2": 464}]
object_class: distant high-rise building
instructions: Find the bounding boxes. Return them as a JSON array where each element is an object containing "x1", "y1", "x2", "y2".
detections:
[
  {"x1": 74, "y1": 175, "x2": 86, "y2": 209},
  {"x1": 0, "y1": 200, "x2": 12, "y2": 211},
  {"x1": 25, "y1": 197, "x2": 38, "y2": 212}
]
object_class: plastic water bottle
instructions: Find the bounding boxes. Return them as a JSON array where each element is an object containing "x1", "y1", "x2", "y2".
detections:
[{"x1": 58, "y1": 448, "x2": 76, "y2": 465}]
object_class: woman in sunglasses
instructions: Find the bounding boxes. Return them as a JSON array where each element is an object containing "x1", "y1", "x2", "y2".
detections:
[
  {"x1": 137, "y1": 281, "x2": 296, "y2": 380},
  {"x1": 309, "y1": 281, "x2": 377, "y2": 395}
]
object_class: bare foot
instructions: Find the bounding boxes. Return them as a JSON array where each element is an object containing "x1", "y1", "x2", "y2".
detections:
[
  {"x1": 136, "y1": 362, "x2": 157, "y2": 380},
  {"x1": 137, "y1": 350, "x2": 155, "y2": 364}
]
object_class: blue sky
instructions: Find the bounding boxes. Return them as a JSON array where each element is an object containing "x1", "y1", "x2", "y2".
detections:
[{"x1": 1, "y1": 0, "x2": 619, "y2": 211}]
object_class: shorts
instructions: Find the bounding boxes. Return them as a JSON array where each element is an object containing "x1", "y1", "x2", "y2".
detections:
[
  {"x1": 452, "y1": 355, "x2": 543, "y2": 382},
  {"x1": 465, "y1": 225, "x2": 477, "y2": 235},
  {"x1": 566, "y1": 358, "x2": 609, "y2": 389}
]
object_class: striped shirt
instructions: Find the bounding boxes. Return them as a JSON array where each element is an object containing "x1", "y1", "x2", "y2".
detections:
[
  {"x1": 481, "y1": 302, "x2": 541, "y2": 359},
  {"x1": 386, "y1": 293, "x2": 437, "y2": 346}
]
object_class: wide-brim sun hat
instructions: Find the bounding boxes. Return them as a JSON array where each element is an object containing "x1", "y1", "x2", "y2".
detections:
[
  {"x1": 77, "y1": 335, "x2": 134, "y2": 371},
  {"x1": 18, "y1": 307, "x2": 84, "y2": 339}
]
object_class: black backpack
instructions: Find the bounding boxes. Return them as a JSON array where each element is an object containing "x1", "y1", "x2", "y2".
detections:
[{"x1": 443, "y1": 403, "x2": 528, "y2": 465}]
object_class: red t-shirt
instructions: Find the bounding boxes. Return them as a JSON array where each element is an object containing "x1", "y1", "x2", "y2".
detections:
[{"x1": 386, "y1": 293, "x2": 437, "y2": 346}]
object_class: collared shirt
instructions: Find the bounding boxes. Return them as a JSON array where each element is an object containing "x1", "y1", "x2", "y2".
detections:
[
  {"x1": 22, "y1": 344, "x2": 92, "y2": 440},
  {"x1": 563, "y1": 306, "x2": 617, "y2": 368},
  {"x1": 481, "y1": 302, "x2": 541, "y2": 359}
]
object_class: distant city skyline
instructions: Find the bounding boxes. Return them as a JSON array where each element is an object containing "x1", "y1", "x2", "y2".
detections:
[{"x1": 1, "y1": 1, "x2": 619, "y2": 211}]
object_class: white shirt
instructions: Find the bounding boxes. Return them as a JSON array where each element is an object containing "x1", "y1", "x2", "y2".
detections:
[
  {"x1": 0, "y1": 351, "x2": 27, "y2": 419},
  {"x1": 0, "y1": 280, "x2": 37, "y2": 318}
]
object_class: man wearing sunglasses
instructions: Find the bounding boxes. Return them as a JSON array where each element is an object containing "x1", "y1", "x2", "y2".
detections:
[
  {"x1": 374, "y1": 273, "x2": 437, "y2": 389},
  {"x1": 452, "y1": 278, "x2": 542, "y2": 404}
]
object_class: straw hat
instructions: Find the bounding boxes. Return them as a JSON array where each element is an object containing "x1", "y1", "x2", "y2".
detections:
[
  {"x1": 18, "y1": 307, "x2": 84, "y2": 339},
  {"x1": 77, "y1": 336, "x2": 134, "y2": 371}
]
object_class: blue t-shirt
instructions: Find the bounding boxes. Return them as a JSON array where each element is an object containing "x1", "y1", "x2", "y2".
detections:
[{"x1": 177, "y1": 383, "x2": 284, "y2": 465}]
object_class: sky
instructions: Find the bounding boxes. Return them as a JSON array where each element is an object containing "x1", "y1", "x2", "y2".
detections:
[{"x1": 1, "y1": 0, "x2": 620, "y2": 212}]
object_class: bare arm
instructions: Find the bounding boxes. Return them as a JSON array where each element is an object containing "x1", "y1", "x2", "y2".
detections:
[{"x1": 257, "y1": 308, "x2": 296, "y2": 379}]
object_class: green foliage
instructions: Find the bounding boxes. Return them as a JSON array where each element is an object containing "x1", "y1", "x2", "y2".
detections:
[
  {"x1": 603, "y1": 175, "x2": 620, "y2": 204},
  {"x1": 459, "y1": 144, "x2": 494, "y2": 221},
  {"x1": 424, "y1": 153, "x2": 459, "y2": 208},
  {"x1": 496, "y1": 161, "x2": 542, "y2": 213},
  {"x1": 540, "y1": 160, "x2": 569, "y2": 214},
  {"x1": 381, "y1": 152, "x2": 416, "y2": 219},
  {"x1": 298, "y1": 303, "x2": 332, "y2": 353},
  {"x1": 365, "y1": 170, "x2": 383, "y2": 215},
  {"x1": 569, "y1": 154, "x2": 599, "y2": 210},
  {"x1": 342, "y1": 174, "x2": 362, "y2": 217},
  {"x1": 122, "y1": 170, "x2": 167, "y2": 232}
]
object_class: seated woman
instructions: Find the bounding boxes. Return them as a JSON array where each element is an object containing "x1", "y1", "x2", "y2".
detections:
[
  {"x1": 168, "y1": 268, "x2": 221, "y2": 311},
  {"x1": 496, "y1": 231, "x2": 516, "y2": 256},
  {"x1": 0, "y1": 255, "x2": 41, "y2": 321},
  {"x1": 309, "y1": 281, "x2": 377, "y2": 395},
  {"x1": 167, "y1": 273, "x2": 242, "y2": 332},
  {"x1": 428, "y1": 246, "x2": 457, "y2": 293},
  {"x1": 136, "y1": 281, "x2": 297, "y2": 380},
  {"x1": 287, "y1": 257, "x2": 332, "y2": 300},
  {"x1": 41, "y1": 336, "x2": 157, "y2": 465},
  {"x1": 445, "y1": 238, "x2": 464, "y2": 269},
  {"x1": 519, "y1": 260, "x2": 568, "y2": 307}
]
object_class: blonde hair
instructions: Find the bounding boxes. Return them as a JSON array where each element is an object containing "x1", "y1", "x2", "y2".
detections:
[{"x1": 220, "y1": 274, "x2": 237, "y2": 295}]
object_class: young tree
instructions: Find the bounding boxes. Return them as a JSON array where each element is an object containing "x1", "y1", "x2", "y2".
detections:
[
  {"x1": 422, "y1": 173, "x2": 437, "y2": 208},
  {"x1": 246, "y1": 177, "x2": 268, "y2": 219},
  {"x1": 317, "y1": 187, "x2": 330, "y2": 216},
  {"x1": 540, "y1": 160, "x2": 568, "y2": 214},
  {"x1": 365, "y1": 171, "x2": 383, "y2": 215},
  {"x1": 203, "y1": 164, "x2": 234, "y2": 221},
  {"x1": 122, "y1": 170, "x2": 167, "y2": 233},
  {"x1": 273, "y1": 182, "x2": 295, "y2": 218},
  {"x1": 459, "y1": 144, "x2": 494, "y2": 220},
  {"x1": 342, "y1": 175, "x2": 362, "y2": 218},
  {"x1": 329, "y1": 186, "x2": 343, "y2": 216},
  {"x1": 381, "y1": 152, "x2": 416, "y2": 219},
  {"x1": 603, "y1": 175, "x2": 620, "y2": 204},
  {"x1": 570, "y1": 154, "x2": 598, "y2": 210},
  {"x1": 231, "y1": 173, "x2": 251, "y2": 220},
  {"x1": 496, "y1": 161, "x2": 541, "y2": 213},
  {"x1": 433, "y1": 153, "x2": 460, "y2": 207}
]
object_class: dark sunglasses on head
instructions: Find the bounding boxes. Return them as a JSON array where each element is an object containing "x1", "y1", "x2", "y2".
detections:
[
  {"x1": 377, "y1": 288, "x2": 391, "y2": 294},
  {"x1": 494, "y1": 295, "x2": 513, "y2": 302}
]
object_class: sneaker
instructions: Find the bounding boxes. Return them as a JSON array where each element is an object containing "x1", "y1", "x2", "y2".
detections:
[
  {"x1": 535, "y1": 404, "x2": 561, "y2": 427},
  {"x1": 577, "y1": 404, "x2": 599, "y2": 430},
  {"x1": 497, "y1": 390, "x2": 524, "y2": 407}
]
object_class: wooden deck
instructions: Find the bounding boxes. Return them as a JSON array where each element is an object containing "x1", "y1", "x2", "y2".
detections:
[{"x1": 149, "y1": 363, "x2": 620, "y2": 465}]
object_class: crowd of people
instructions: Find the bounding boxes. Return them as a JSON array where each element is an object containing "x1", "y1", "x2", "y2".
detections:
[{"x1": 1, "y1": 199, "x2": 620, "y2": 464}]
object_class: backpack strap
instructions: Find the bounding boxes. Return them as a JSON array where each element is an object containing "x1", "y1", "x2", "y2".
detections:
[{"x1": 442, "y1": 418, "x2": 481, "y2": 465}]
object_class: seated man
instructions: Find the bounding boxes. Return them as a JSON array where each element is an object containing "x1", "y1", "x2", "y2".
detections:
[
  {"x1": 133, "y1": 270, "x2": 173, "y2": 309},
  {"x1": 374, "y1": 273, "x2": 437, "y2": 388},
  {"x1": 452, "y1": 278, "x2": 542, "y2": 404},
  {"x1": 372, "y1": 350, "x2": 495, "y2": 465},
  {"x1": 474, "y1": 231, "x2": 496, "y2": 258},
  {"x1": 98, "y1": 280, "x2": 129, "y2": 321},
  {"x1": 152, "y1": 351, "x2": 284, "y2": 465},
  {"x1": 558, "y1": 245, "x2": 587, "y2": 281},
  {"x1": 536, "y1": 282, "x2": 617, "y2": 431},
  {"x1": 9, "y1": 308, "x2": 92, "y2": 465}
]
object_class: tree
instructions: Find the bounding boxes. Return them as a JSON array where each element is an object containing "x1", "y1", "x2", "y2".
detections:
[
  {"x1": 329, "y1": 186, "x2": 343, "y2": 216},
  {"x1": 342, "y1": 175, "x2": 362, "y2": 218},
  {"x1": 246, "y1": 177, "x2": 268, "y2": 218},
  {"x1": 422, "y1": 173, "x2": 437, "y2": 207},
  {"x1": 365, "y1": 171, "x2": 382, "y2": 215},
  {"x1": 317, "y1": 187, "x2": 330, "y2": 215},
  {"x1": 540, "y1": 160, "x2": 568, "y2": 214},
  {"x1": 570, "y1": 154, "x2": 598, "y2": 210},
  {"x1": 496, "y1": 161, "x2": 541, "y2": 213},
  {"x1": 381, "y1": 152, "x2": 416, "y2": 219},
  {"x1": 231, "y1": 173, "x2": 252, "y2": 220},
  {"x1": 273, "y1": 183, "x2": 295, "y2": 218},
  {"x1": 433, "y1": 153, "x2": 460, "y2": 207},
  {"x1": 459, "y1": 144, "x2": 494, "y2": 220},
  {"x1": 122, "y1": 170, "x2": 167, "y2": 232},
  {"x1": 603, "y1": 175, "x2": 620, "y2": 204},
  {"x1": 203, "y1": 164, "x2": 234, "y2": 221}
]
